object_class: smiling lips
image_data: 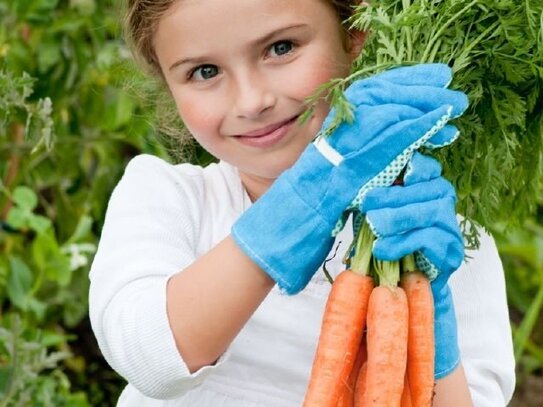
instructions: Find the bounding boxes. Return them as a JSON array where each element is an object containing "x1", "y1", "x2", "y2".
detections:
[{"x1": 234, "y1": 115, "x2": 300, "y2": 148}]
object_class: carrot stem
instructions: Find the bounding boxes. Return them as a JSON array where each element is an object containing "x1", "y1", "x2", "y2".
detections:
[
  {"x1": 350, "y1": 219, "x2": 374, "y2": 276},
  {"x1": 401, "y1": 254, "x2": 417, "y2": 274},
  {"x1": 374, "y1": 257, "x2": 400, "y2": 288}
]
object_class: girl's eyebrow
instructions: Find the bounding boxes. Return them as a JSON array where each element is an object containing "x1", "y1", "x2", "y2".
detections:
[
  {"x1": 250, "y1": 23, "x2": 308, "y2": 48},
  {"x1": 168, "y1": 23, "x2": 309, "y2": 72}
]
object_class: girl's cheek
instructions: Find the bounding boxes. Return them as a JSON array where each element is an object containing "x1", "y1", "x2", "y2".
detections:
[
  {"x1": 294, "y1": 62, "x2": 341, "y2": 98},
  {"x1": 174, "y1": 94, "x2": 219, "y2": 144},
  {"x1": 292, "y1": 54, "x2": 350, "y2": 125},
  {"x1": 289, "y1": 45, "x2": 351, "y2": 97}
]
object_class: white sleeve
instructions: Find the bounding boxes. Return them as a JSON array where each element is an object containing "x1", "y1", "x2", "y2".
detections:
[
  {"x1": 88, "y1": 155, "x2": 229, "y2": 399},
  {"x1": 450, "y1": 228, "x2": 516, "y2": 406}
]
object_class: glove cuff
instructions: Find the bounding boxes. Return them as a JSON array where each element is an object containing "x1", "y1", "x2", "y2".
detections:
[
  {"x1": 433, "y1": 282, "x2": 460, "y2": 379},
  {"x1": 232, "y1": 177, "x2": 335, "y2": 295}
]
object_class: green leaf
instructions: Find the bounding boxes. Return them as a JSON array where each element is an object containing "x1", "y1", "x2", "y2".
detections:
[
  {"x1": 34, "y1": 0, "x2": 60, "y2": 13},
  {"x1": 37, "y1": 39, "x2": 63, "y2": 73},
  {"x1": 0, "y1": 365, "x2": 13, "y2": 394},
  {"x1": 0, "y1": 263, "x2": 8, "y2": 296},
  {"x1": 12, "y1": 186, "x2": 38, "y2": 212},
  {"x1": 28, "y1": 297, "x2": 47, "y2": 321},
  {"x1": 104, "y1": 89, "x2": 136, "y2": 130},
  {"x1": 41, "y1": 331, "x2": 69, "y2": 347},
  {"x1": 48, "y1": 256, "x2": 72, "y2": 287},
  {"x1": 70, "y1": 0, "x2": 96, "y2": 16},
  {"x1": 514, "y1": 280, "x2": 543, "y2": 361},
  {"x1": 7, "y1": 256, "x2": 33, "y2": 310},
  {"x1": 32, "y1": 231, "x2": 72, "y2": 286},
  {"x1": 28, "y1": 214, "x2": 52, "y2": 234},
  {"x1": 6, "y1": 207, "x2": 29, "y2": 229},
  {"x1": 66, "y1": 214, "x2": 93, "y2": 244}
]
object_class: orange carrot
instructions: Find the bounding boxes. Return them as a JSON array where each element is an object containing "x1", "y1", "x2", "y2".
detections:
[
  {"x1": 364, "y1": 259, "x2": 408, "y2": 406},
  {"x1": 337, "y1": 334, "x2": 367, "y2": 407},
  {"x1": 353, "y1": 360, "x2": 367, "y2": 407},
  {"x1": 303, "y1": 270, "x2": 374, "y2": 407},
  {"x1": 400, "y1": 373, "x2": 412, "y2": 407},
  {"x1": 400, "y1": 260, "x2": 435, "y2": 407}
]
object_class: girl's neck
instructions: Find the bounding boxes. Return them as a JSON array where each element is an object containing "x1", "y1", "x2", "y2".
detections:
[{"x1": 239, "y1": 172, "x2": 275, "y2": 203}]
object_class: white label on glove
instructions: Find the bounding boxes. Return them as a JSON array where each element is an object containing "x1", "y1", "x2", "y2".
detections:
[{"x1": 314, "y1": 136, "x2": 344, "y2": 166}]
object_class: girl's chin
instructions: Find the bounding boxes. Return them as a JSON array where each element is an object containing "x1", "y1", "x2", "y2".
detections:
[
  {"x1": 237, "y1": 157, "x2": 296, "y2": 182},
  {"x1": 262, "y1": 154, "x2": 302, "y2": 177}
]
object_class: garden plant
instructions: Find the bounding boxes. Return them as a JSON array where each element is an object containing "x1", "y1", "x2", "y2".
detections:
[{"x1": 0, "y1": 0, "x2": 542, "y2": 405}]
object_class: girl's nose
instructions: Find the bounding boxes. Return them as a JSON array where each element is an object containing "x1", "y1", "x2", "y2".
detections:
[{"x1": 233, "y1": 72, "x2": 276, "y2": 119}]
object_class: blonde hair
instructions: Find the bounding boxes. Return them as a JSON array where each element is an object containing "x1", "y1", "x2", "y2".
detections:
[{"x1": 124, "y1": 0, "x2": 359, "y2": 76}]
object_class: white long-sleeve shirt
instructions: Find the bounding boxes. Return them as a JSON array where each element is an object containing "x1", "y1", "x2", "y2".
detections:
[{"x1": 89, "y1": 154, "x2": 516, "y2": 406}]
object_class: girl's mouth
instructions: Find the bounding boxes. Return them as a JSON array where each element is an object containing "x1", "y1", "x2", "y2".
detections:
[{"x1": 234, "y1": 115, "x2": 300, "y2": 148}]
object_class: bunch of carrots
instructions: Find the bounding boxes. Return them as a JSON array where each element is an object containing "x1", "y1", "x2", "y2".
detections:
[{"x1": 303, "y1": 218, "x2": 435, "y2": 407}]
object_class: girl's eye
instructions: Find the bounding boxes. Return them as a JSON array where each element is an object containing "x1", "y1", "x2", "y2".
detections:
[
  {"x1": 268, "y1": 40, "x2": 294, "y2": 57},
  {"x1": 189, "y1": 64, "x2": 219, "y2": 81}
]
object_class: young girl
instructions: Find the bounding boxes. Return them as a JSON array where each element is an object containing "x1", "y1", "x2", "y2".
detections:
[{"x1": 89, "y1": 0, "x2": 515, "y2": 405}]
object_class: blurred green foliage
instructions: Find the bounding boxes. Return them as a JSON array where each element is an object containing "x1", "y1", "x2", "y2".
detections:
[
  {"x1": 0, "y1": 0, "x2": 169, "y2": 404},
  {"x1": 0, "y1": 0, "x2": 541, "y2": 405},
  {"x1": 495, "y1": 197, "x2": 543, "y2": 384}
]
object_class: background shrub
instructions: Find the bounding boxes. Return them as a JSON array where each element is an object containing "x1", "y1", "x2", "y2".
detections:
[{"x1": 0, "y1": 0, "x2": 541, "y2": 405}]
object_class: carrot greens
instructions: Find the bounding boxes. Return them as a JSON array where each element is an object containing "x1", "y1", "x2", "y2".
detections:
[{"x1": 306, "y1": 0, "x2": 543, "y2": 245}]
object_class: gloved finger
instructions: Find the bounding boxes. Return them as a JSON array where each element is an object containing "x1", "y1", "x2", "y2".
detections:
[
  {"x1": 326, "y1": 103, "x2": 424, "y2": 152},
  {"x1": 354, "y1": 104, "x2": 452, "y2": 162},
  {"x1": 365, "y1": 194, "x2": 459, "y2": 238},
  {"x1": 403, "y1": 152, "x2": 442, "y2": 185},
  {"x1": 361, "y1": 177, "x2": 455, "y2": 213},
  {"x1": 344, "y1": 82, "x2": 468, "y2": 118},
  {"x1": 419, "y1": 233, "x2": 464, "y2": 279},
  {"x1": 424, "y1": 124, "x2": 460, "y2": 149},
  {"x1": 360, "y1": 63, "x2": 453, "y2": 88},
  {"x1": 372, "y1": 227, "x2": 464, "y2": 274},
  {"x1": 430, "y1": 269, "x2": 451, "y2": 296}
]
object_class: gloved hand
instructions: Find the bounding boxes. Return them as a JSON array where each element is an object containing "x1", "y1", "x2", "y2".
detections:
[
  {"x1": 360, "y1": 151, "x2": 463, "y2": 378},
  {"x1": 232, "y1": 63, "x2": 468, "y2": 295}
]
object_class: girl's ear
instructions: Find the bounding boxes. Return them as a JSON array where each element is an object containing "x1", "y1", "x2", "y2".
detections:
[{"x1": 346, "y1": 29, "x2": 367, "y2": 61}]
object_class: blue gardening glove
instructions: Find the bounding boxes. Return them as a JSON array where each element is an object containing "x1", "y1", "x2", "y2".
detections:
[
  {"x1": 360, "y1": 152, "x2": 463, "y2": 378},
  {"x1": 232, "y1": 64, "x2": 468, "y2": 295},
  {"x1": 431, "y1": 280, "x2": 460, "y2": 378}
]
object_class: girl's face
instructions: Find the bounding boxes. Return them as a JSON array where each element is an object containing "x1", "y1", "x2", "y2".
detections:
[{"x1": 154, "y1": 0, "x2": 360, "y2": 197}]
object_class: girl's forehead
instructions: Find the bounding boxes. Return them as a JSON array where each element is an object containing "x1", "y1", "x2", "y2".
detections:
[
  {"x1": 160, "y1": 0, "x2": 337, "y2": 28},
  {"x1": 154, "y1": 0, "x2": 340, "y2": 54}
]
